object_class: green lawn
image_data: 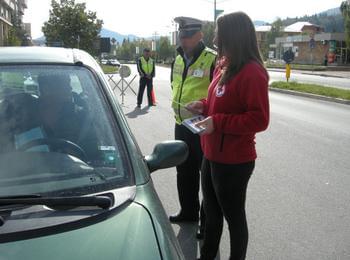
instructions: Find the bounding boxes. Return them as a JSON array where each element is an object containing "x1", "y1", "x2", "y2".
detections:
[
  {"x1": 101, "y1": 65, "x2": 119, "y2": 74},
  {"x1": 270, "y1": 81, "x2": 350, "y2": 101}
]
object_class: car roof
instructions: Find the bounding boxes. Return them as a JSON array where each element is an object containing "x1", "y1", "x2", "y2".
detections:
[{"x1": 0, "y1": 47, "x2": 102, "y2": 72}]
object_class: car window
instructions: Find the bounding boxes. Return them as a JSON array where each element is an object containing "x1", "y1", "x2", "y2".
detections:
[{"x1": 0, "y1": 65, "x2": 133, "y2": 197}]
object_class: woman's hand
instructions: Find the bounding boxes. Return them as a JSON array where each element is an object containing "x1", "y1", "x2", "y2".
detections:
[
  {"x1": 186, "y1": 101, "x2": 204, "y2": 115},
  {"x1": 195, "y1": 116, "x2": 214, "y2": 135}
]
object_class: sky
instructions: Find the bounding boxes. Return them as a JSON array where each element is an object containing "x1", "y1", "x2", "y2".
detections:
[{"x1": 23, "y1": 0, "x2": 344, "y2": 39}]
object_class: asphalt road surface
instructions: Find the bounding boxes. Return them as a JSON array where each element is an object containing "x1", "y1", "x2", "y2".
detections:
[{"x1": 108, "y1": 65, "x2": 350, "y2": 260}]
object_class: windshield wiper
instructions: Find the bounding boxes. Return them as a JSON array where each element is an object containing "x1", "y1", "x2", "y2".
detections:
[
  {"x1": 0, "y1": 195, "x2": 112, "y2": 210},
  {"x1": 0, "y1": 194, "x2": 41, "y2": 199},
  {"x1": 0, "y1": 194, "x2": 42, "y2": 212}
]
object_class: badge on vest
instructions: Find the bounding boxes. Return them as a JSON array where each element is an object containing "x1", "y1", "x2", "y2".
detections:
[
  {"x1": 216, "y1": 85, "x2": 225, "y2": 97},
  {"x1": 193, "y1": 69, "x2": 204, "y2": 78}
]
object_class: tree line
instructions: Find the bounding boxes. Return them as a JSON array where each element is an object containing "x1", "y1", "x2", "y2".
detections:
[{"x1": 112, "y1": 21, "x2": 215, "y2": 63}]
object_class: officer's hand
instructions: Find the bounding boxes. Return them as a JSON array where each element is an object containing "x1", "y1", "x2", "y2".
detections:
[
  {"x1": 195, "y1": 116, "x2": 214, "y2": 135},
  {"x1": 186, "y1": 101, "x2": 203, "y2": 115}
]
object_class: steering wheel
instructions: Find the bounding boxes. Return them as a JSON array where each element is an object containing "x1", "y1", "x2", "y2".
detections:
[{"x1": 17, "y1": 138, "x2": 88, "y2": 162}]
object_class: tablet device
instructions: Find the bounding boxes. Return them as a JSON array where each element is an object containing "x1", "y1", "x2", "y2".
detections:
[{"x1": 182, "y1": 115, "x2": 206, "y2": 134}]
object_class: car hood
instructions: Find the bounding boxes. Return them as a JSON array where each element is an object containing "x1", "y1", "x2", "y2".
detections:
[{"x1": 0, "y1": 202, "x2": 161, "y2": 260}]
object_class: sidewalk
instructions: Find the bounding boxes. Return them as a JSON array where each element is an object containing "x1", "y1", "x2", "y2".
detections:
[{"x1": 267, "y1": 68, "x2": 350, "y2": 79}]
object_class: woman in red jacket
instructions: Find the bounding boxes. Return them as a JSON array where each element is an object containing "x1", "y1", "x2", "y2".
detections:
[{"x1": 187, "y1": 12, "x2": 270, "y2": 260}]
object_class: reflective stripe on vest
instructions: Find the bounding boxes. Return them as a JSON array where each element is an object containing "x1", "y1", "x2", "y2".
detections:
[
  {"x1": 171, "y1": 47, "x2": 216, "y2": 124},
  {"x1": 140, "y1": 57, "x2": 154, "y2": 75}
]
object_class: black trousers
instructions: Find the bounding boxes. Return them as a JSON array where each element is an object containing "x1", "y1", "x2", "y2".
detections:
[
  {"x1": 174, "y1": 124, "x2": 203, "y2": 217},
  {"x1": 137, "y1": 77, "x2": 153, "y2": 106},
  {"x1": 200, "y1": 158, "x2": 255, "y2": 260}
]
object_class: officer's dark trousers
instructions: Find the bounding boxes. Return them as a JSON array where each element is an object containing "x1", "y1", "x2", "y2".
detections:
[
  {"x1": 174, "y1": 124, "x2": 203, "y2": 218},
  {"x1": 200, "y1": 158, "x2": 254, "y2": 260},
  {"x1": 137, "y1": 77, "x2": 153, "y2": 106}
]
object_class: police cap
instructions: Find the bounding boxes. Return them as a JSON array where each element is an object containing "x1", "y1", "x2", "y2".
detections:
[{"x1": 174, "y1": 16, "x2": 203, "y2": 38}]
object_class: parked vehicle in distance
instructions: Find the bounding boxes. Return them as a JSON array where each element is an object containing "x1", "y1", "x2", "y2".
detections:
[{"x1": 107, "y1": 58, "x2": 121, "y2": 67}]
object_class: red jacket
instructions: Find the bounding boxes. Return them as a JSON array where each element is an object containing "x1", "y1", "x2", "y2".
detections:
[{"x1": 201, "y1": 61, "x2": 269, "y2": 164}]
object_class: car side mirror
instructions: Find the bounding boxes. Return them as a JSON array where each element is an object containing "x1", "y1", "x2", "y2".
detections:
[{"x1": 144, "y1": 140, "x2": 188, "y2": 173}]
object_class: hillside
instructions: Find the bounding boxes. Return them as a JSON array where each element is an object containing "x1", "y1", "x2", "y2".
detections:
[
  {"x1": 99, "y1": 28, "x2": 138, "y2": 43},
  {"x1": 282, "y1": 7, "x2": 344, "y2": 33},
  {"x1": 33, "y1": 28, "x2": 140, "y2": 45}
]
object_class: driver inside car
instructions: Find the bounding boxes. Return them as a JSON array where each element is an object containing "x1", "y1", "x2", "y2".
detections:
[
  {"x1": 38, "y1": 73, "x2": 81, "y2": 141},
  {"x1": 37, "y1": 73, "x2": 98, "y2": 162}
]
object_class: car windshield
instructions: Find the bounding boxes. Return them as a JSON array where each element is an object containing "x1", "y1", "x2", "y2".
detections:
[{"x1": 0, "y1": 65, "x2": 133, "y2": 198}]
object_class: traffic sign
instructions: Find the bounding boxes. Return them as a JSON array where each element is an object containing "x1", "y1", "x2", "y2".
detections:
[
  {"x1": 309, "y1": 38, "x2": 315, "y2": 49},
  {"x1": 119, "y1": 65, "x2": 131, "y2": 78}
]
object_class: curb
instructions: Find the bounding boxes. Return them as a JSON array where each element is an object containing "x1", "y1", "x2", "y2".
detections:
[
  {"x1": 299, "y1": 72, "x2": 344, "y2": 79},
  {"x1": 269, "y1": 87, "x2": 350, "y2": 106}
]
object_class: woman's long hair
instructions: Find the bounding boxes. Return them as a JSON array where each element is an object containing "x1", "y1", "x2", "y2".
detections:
[{"x1": 216, "y1": 12, "x2": 265, "y2": 85}]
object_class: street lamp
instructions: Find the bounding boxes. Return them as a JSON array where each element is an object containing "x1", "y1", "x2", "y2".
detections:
[
  {"x1": 214, "y1": 0, "x2": 216, "y2": 21},
  {"x1": 212, "y1": 0, "x2": 225, "y2": 22},
  {"x1": 170, "y1": 20, "x2": 178, "y2": 46}
]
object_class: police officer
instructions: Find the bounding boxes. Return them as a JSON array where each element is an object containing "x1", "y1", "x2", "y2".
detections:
[
  {"x1": 137, "y1": 48, "x2": 155, "y2": 108},
  {"x1": 169, "y1": 16, "x2": 216, "y2": 233}
]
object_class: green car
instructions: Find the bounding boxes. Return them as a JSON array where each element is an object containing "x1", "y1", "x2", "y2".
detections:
[{"x1": 0, "y1": 47, "x2": 187, "y2": 260}]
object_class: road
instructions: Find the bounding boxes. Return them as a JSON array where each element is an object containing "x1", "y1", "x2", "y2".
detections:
[
  {"x1": 109, "y1": 65, "x2": 350, "y2": 260},
  {"x1": 268, "y1": 69, "x2": 350, "y2": 90}
]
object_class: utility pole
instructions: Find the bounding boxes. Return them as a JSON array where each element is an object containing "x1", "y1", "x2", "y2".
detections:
[
  {"x1": 214, "y1": 0, "x2": 216, "y2": 22},
  {"x1": 213, "y1": 0, "x2": 224, "y2": 22},
  {"x1": 152, "y1": 31, "x2": 158, "y2": 62},
  {"x1": 152, "y1": 31, "x2": 158, "y2": 51},
  {"x1": 199, "y1": 0, "x2": 224, "y2": 22},
  {"x1": 77, "y1": 35, "x2": 80, "y2": 49}
]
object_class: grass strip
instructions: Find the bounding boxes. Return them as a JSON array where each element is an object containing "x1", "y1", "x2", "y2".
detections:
[
  {"x1": 270, "y1": 81, "x2": 350, "y2": 101},
  {"x1": 101, "y1": 65, "x2": 119, "y2": 74}
]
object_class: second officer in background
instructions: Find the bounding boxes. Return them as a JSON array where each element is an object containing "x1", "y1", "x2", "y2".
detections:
[{"x1": 137, "y1": 48, "x2": 155, "y2": 108}]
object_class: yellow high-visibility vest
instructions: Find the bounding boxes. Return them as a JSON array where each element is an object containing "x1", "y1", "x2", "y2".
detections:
[
  {"x1": 140, "y1": 56, "x2": 154, "y2": 75},
  {"x1": 171, "y1": 47, "x2": 216, "y2": 124}
]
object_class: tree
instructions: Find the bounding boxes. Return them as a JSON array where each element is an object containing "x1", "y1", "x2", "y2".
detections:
[
  {"x1": 158, "y1": 36, "x2": 174, "y2": 62},
  {"x1": 340, "y1": 1, "x2": 350, "y2": 50},
  {"x1": 4, "y1": 14, "x2": 29, "y2": 46},
  {"x1": 4, "y1": 28, "x2": 22, "y2": 46},
  {"x1": 282, "y1": 11, "x2": 344, "y2": 33},
  {"x1": 42, "y1": 0, "x2": 103, "y2": 55},
  {"x1": 202, "y1": 21, "x2": 215, "y2": 49},
  {"x1": 114, "y1": 37, "x2": 177, "y2": 63},
  {"x1": 262, "y1": 18, "x2": 284, "y2": 60},
  {"x1": 117, "y1": 38, "x2": 133, "y2": 61}
]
